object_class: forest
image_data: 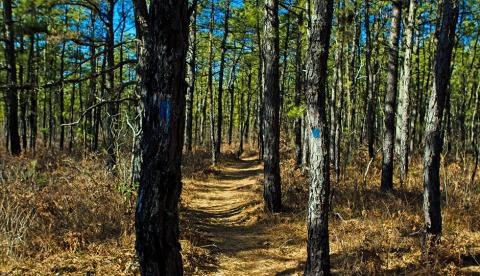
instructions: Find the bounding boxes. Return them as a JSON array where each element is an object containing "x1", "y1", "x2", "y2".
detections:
[{"x1": 0, "y1": 0, "x2": 479, "y2": 275}]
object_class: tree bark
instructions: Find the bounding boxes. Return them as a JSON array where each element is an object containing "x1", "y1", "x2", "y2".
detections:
[
  {"x1": 2, "y1": 0, "x2": 21, "y2": 155},
  {"x1": 305, "y1": 0, "x2": 334, "y2": 274},
  {"x1": 59, "y1": 10, "x2": 69, "y2": 150},
  {"x1": 106, "y1": 0, "x2": 117, "y2": 171},
  {"x1": 364, "y1": 0, "x2": 375, "y2": 158},
  {"x1": 423, "y1": 0, "x2": 458, "y2": 246},
  {"x1": 215, "y1": 0, "x2": 231, "y2": 157},
  {"x1": 381, "y1": 0, "x2": 402, "y2": 192},
  {"x1": 185, "y1": 7, "x2": 197, "y2": 153},
  {"x1": 208, "y1": 0, "x2": 217, "y2": 165},
  {"x1": 263, "y1": 0, "x2": 282, "y2": 213},
  {"x1": 256, "y1": 0, "x2": 264, "y2": 160},
  {"x1": 27, "y1": 34, "x2": 37, "y2": 152},
  {"x1": 294, "y1": 12, "x2": 303, "y2": 168},
  {"x1": 133, "y1": 0, "x2": 189, "y2": 274},
  {"x1": 397, "y1": 0, "x2": 416, "y2": 185}
]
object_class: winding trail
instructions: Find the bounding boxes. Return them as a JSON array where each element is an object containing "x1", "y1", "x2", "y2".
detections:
[{"x1": 185, "y1": 156, "x2": 303, "y2": 275}]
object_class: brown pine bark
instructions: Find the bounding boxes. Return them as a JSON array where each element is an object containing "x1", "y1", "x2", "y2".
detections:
[
  {"x1": 133, "y1": 0, "x2": 189, "y2": 274},
  {"x1": 304, "y1": 0, "x2": 334, "y2": 273},
  {"x1": 263, "y1": 0, "x2": 282, "y2": 213},
  {"x1": 423, "y1": 0, "x2": 459, "y2": 245},
  {"x1": 381, "y1": 0, "x2": 402, "y2": 192},
  {"x1": 2, "y1": 0, "x2": 21, "y2": 155}
]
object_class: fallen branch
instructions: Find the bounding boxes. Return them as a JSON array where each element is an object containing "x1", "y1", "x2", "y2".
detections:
[{"x1": 363, "y1": 147, "x2": 382, "y2": 187}]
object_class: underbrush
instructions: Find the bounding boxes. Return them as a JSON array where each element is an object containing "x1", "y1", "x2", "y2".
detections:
[
  {"x1": 279, "y1": 145, "x2": 480, "y2": 274},
  {"x1": 1, "y1": 142, "x2": 478, "y2": 275},
  {"x1": 0, "y1": 147, "x2": 138, "y2": 275}
]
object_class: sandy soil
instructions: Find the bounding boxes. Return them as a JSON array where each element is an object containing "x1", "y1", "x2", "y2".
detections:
[{"x1": 183, "y1": 156, "x2": 305, "y2": 275}]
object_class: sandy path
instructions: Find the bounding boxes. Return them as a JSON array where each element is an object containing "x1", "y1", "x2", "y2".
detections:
[{"x1": 185, "y1": 156, "x2": 303, "y2": 275}]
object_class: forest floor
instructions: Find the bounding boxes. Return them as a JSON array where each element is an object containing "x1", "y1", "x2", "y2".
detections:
[
  {"x1": 182, "y1": 154, "x2": 305, "y2": 275},
  {"x1": 1, "y1": 145, "x2": 480, "y2": 275}
]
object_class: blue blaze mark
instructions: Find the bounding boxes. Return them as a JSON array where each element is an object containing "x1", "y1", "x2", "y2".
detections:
[
  {"x1": 159, "y1": 99, "x2": 172, "y2": 129},
  {"x1": 312, "y1": 128, "x2": 321, "y2": 138}
]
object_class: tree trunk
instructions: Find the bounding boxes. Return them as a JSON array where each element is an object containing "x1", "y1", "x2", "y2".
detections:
[
  {"x1": 185, "y1": 7, "x2": 197, "y2": 152},
  {"x1": 256, "y1": 0, "x2": 264, "y2": 160},
  {"x1": 381, "y1": 0, "x2": 402, "y2": 192},
  {"x1": 59, "y1": 10, "x2": 68, "y2": 150},
  {"x1": 216, "y1": 0, "x2": 231, "y2": 157},
  {"x1": 86, "y1": 12, "x2": 96, "y2": 151},
  {"x1": 423, "y1": 0, "x2": 458, "y2": 246},
  {"x1": 334, "y1": 8, "x2": 345, "y2": 181},
  {"x1": 2, "y1": 0, "x2": 21, "y2": 155},
  {"x1": 244, "y1": 70, "x2": 253, "y2": 144},
  {"x1": 238, "y1": 77, "x2": 245, "y2": 156},
  {"x1": 106, "y1": 0, "x2": 117, "y2": 171},
  {"x1": 294, "y1": 12, "x2": 303, "y2": 168},
  {"x1": 227, "y1": 51, "x2": 240, "y2": 146},
  {"x1": 19, "y1": 55, "x2": 27, "y2": 151},
  {"x1": 27, "y1": 34, "x2": 37, "y2": 152},
  {"x1": 364, "y1": 0, "x2": 375, "y2": 158},
  {"x1": 397, "y1": 0, "x2": 416, "y2": 185},
  {"x1": 280, "y1": 12, "x2": 290, "y2": 128},
  {"x1": 133, "y1": 0, "x2": 189, "y2": 274},
  {"x1": 199, "y1": 90, "x2": 207, "y2": 145},
  {"x1": 263, "y1": 0, "x2": 282, "y2": 213},
  {"x1": 208, "y1": 0, "x2": 217, "y2": 165},
  {"x1": 304, "y1": 0, "x2": 334, "y2": 273}
]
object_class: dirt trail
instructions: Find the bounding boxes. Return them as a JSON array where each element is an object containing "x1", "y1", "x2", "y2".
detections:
[{"x1": 185, "y1": 156, "x2": 303, "y2": 275}]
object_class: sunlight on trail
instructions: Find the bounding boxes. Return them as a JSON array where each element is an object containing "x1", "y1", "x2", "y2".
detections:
[{"x1": 184, "y1": 156, "x2": 304, "y2": 275}]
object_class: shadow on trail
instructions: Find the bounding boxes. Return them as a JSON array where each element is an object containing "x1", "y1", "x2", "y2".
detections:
[{"x1": 181, "y1": 156, "x2": 305, "y2": 274}]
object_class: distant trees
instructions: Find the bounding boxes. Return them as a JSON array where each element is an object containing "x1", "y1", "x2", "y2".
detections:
[
  {"x1": 304, "y1": 0, "x2": 334, "y2": 274},
  {"x1": 132, "y1": 0, "x2": 189, "y2": 274},
  {"x1": 263, "y1": 0, "x2": 282, "y2": 213},
  {"x1": 423, "y1": 0, "x2": 459, "y2": 246}
]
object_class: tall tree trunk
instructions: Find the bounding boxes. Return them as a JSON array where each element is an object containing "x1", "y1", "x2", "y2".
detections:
[
  {"x1": 304, "y1": 0, "x2": 334, "y2": 273},
  {"x1": 216, "y1": 0, "x2": 231, "y2": 157},
  {"x1": 256, "y1": 0, "x2": 264, "y2": 160},
  {"x1": 208, "y1": 0, "x2": 217, "y2": 165},
  {"x1": 381, "y1": 0, "x2": 402, "y2": 192},
  {"x1": 19, "y1": 48, "x2": 27, "y2": 150},
  {"x1": 2, "y1": 0, "x2": 20, "y2": 155},
  {"x1": 364, "y1": 0, "x2": 375, "y2": 158},
  {"x1": 244, "y1": 70, "x2": 253, "y2": 144},
  {"x1": 263, "y1": 0, "x2": 282, "y2": 213},
  {"x1": 238, "y1": 77, "x2": 245, "y2": 156},
  {"x1": 133, "y1": 0, "x2": 189, "y2": 274},
  {"x1": 348, "y1": 6, "x2": 359, "y2": 135},
  {"x1": 106, "y1": 0, "x2": 117, "y2": 171},
  {"x1": 199, "y1": 89, "x2": 206, "y2": 145},
  {"x1": 334, "y1": 7, "x2": 346, "y2": 181},
  {"x1": 280, "y1": 12, "x2": 290, "y2": 128},
  {"x1": 59, "y1": 9, "x2": 69, "y2": 150},
  {"x1": 42, "y1": 40, "x2": 48, "y2": 144},
  {"x1": 93, "y1": 54, "x2": 106, "y2": 152},
  {"x1": 227, "y1": 49, "x2": 240, "y2": 146},
  {"x1": 397, "y1": 0, "x2": 416, "y2": 185},
  {"x1": 423, "y1": 0, "x2": 458, "y2": 246},
  {"x1": 86, "y1": 12, "x2": 96, "y2": 151},
  {"x1": 185, "y1": 7, "x2": 197, "y2": 152},
  {"x1": 294, "y1": 12, "x2": 303, "y2": 168},
  {"x1": 27, "y1": 34, "x2": 37, "y2": 152}
]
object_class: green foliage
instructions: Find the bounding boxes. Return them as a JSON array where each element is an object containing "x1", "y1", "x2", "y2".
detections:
[{"x1": 286, "y1": 103, "x2": 305, "y2": 119}]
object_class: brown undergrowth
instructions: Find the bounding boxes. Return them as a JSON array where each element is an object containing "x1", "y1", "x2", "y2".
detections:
[{"x1": 0, "y1": 142, "x2": 479, "y2": 275}]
